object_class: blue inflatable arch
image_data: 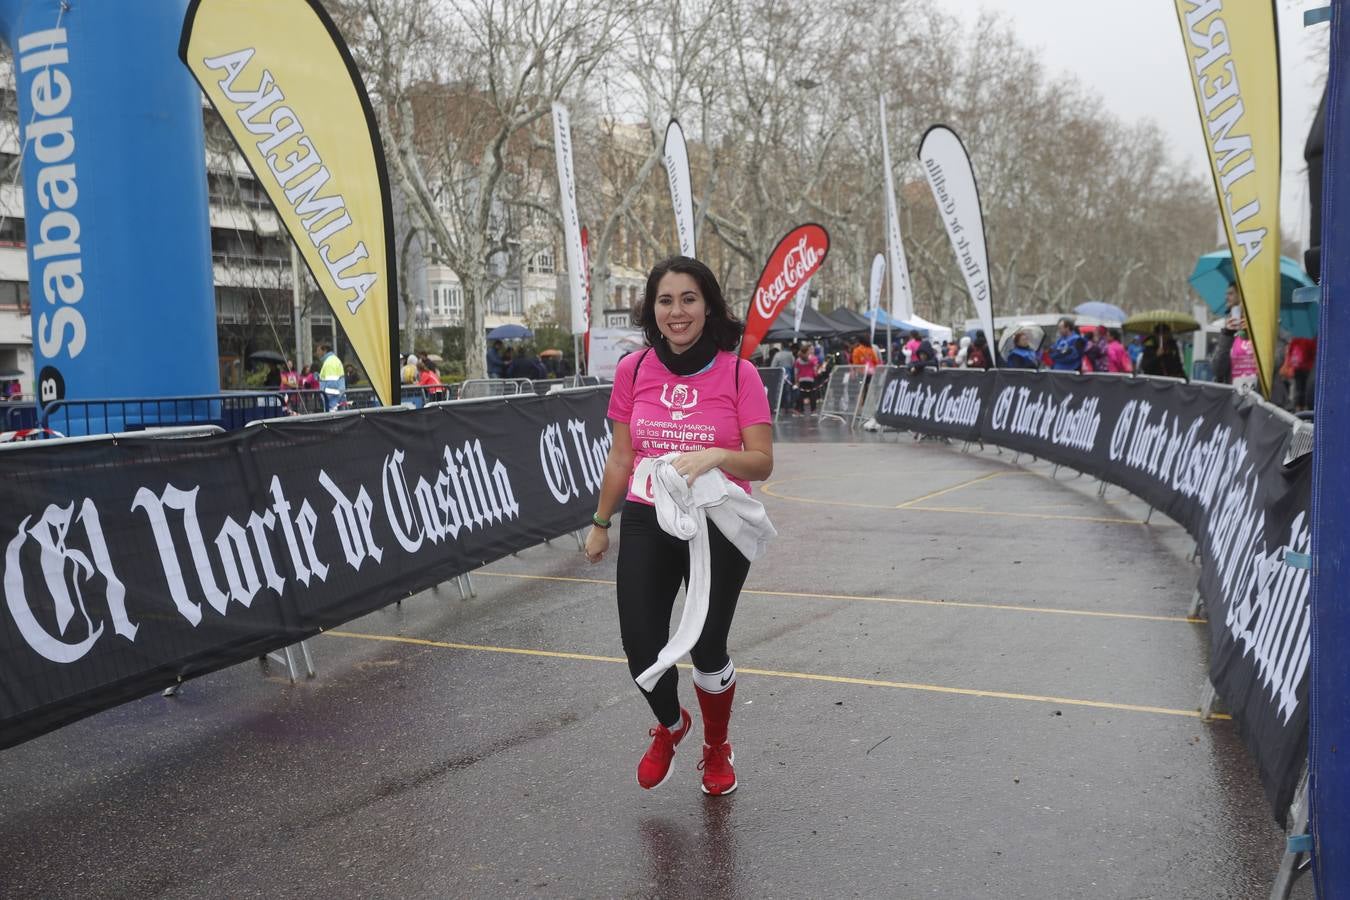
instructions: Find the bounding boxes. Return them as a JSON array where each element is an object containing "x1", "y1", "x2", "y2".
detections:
[{"x1": 0, "y1": 0, "x2": 217, "y2": 409}]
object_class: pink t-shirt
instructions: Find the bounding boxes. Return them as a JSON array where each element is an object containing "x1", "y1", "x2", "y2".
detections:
[
  {"x1": 1231, "y1": 336, "x2": 1258, "y2": 379},
  {"x1": 793, "y1": 355, "x2": 818, "y2": 382},
  {"x1": 608, "y1": 349, "x2": 772, "y2": 505}
]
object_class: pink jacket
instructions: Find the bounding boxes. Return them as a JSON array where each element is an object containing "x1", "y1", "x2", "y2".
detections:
[{"x1": 1105, "y1": 341, "x2": 1133, "y2": 373}]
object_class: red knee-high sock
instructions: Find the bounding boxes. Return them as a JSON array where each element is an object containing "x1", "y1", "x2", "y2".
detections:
[{"x1": 695, "y1": 681, "x2": 735, "y2": 747}]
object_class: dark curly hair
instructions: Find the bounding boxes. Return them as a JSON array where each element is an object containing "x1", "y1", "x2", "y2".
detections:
[{"x1": 636, "y1": 256, "x2": 743, "y2": 352}]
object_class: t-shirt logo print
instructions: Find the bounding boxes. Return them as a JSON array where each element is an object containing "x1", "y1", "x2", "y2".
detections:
[{"x1": 659, "y1": 383, "x2": 700, "y2": 421}]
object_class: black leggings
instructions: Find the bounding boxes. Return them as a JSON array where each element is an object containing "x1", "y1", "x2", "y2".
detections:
[{"x1": 616, "y1": 500, "x2": 751, "y2": 725}]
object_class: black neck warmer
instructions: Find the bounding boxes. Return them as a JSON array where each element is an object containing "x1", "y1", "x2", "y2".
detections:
[{"x1": 653, "y1": 329, "x2": 719, "y2": 376}]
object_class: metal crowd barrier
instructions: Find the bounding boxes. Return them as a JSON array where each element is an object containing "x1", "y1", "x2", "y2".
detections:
[
  {"x1": 525, "y1": 378, "x2": 568, "y2": 395},
  {"x1": 39, "y1": 392, "x2": 290, "y2": 436},
  {"x1": 429, "y1": 382, "x2": 605, "y2": 410},
  {"x1": 527, "y1": 375, "x2": 601, "y2": 394},
  {"x1": 458, "y1": 379, "x2": 522, "y2": 399},
  {"x1": 0, "y1": 423, "x2": 226, "y2": 451},
  {"x1": 756, "y1": 366, "x2": 788, "y2": 420},
  {"x1": 817, "y1": 365, "x2": 874, "y2": 424},
  {"x1": 856, "y1": 365, "x2": 898, "y2": 426},
  {"x1": 344, "y1": 385, "x2": 450, "y2": 409},
  {"x1": 265, "y1": 389, "x2": 327, "y2": 415}
]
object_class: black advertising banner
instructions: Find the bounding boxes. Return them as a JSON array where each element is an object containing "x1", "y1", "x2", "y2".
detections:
[
  {"x1": 878, "y1": 368, "x2": 1310, "y2": 823},
  {"x1": 876, "y1": 367, "x2": 987, "y2": 441},
  {"x1": 0, "y1": 389, "x2": 612, "y2": 749}
]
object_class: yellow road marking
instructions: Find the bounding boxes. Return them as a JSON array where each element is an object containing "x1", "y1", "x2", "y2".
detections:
[
  {"x1": 328, "y1": 630, "x2": 622, "y2": 664},
  {"x1": 324, "y1": 630, "x2": 1229, "y2": 721},
  {"x1": 896, "y1": 470, "x2": 1009, "y2": 508},
  {"x1": 759, "y1": 470, "x2": 1024, "y2": 511},
  {"x1": 475, "y1": 571, "x2": 1205, "y2": 625},
  {"x1": 758, "y1": 482, "x2": 894, "y2": 510},
  {"x1": 915, "y1": 505, "x2": 1146, "y2": 525},
  {"x1": 761, "y1": 471, "x2": 1159, "y2": 526}
]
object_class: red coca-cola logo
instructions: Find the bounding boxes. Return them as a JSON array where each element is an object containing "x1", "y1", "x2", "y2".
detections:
[{"x1": 741, "y1": 224, "x2": 829, "y2": 359}]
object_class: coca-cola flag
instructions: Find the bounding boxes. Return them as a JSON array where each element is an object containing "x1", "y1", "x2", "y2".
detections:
[{"x1": 740, "y1": 224, "x2": 830, "y2": 359}]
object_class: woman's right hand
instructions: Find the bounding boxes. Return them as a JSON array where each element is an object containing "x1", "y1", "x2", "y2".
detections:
[{"x1": 584, "y1": 525, "x2": 610, "y2": 563}]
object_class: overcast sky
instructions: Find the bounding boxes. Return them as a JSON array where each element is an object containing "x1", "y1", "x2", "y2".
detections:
[{"x1": 952, "y1": 0, "x2": 1328, "y2": 246}]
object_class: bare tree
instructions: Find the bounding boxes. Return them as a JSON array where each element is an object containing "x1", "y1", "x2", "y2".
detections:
[
  {"x1": 700, "y1": 0, "x2": 864, "y2": 310},
  {"x1": 356, "y1": 0, "x2": 628, "y2": 377},
  {"x1": 341, "y1": 0, "x2": 1225, "y2": 365},
  {"x1": 571, "y1": 0, "x2": 724, "y2": 327}
]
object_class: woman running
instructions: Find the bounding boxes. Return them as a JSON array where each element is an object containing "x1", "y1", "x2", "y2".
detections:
[{"x1": 584, "y1": 256, "x2": 774, "y2": 795}]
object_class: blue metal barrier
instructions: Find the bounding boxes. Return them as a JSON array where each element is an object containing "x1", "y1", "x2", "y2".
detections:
[
  {"x1": 3, "y1": 403, "x2": 37, "y2": 432},
  {"x1": 20, "y1": 378, "x2": 570, "y2": 437},
  {"x1": 279, "y1": 390, "x2": 327, "y2": 416},
  {"x1": 39, "y1": 392, "x2": 289, "y2": 436}
]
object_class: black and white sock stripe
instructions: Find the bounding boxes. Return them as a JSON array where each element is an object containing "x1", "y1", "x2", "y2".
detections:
[{"x1": 693, "y1": 659, "x2": 736, "y2": 694}]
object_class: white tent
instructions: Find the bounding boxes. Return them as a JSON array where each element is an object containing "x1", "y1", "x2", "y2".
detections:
[{"x1": 907, "y1": 314, "x2": 953, "y2": 344}]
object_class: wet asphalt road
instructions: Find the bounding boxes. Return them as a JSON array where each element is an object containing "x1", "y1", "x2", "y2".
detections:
[{"x1": 0, "y1": 418, "x2": 1310, "y2": 899}]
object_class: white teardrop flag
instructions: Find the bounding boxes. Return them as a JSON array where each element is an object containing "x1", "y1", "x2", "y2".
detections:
[{"x1": 918, "y1": 124, "x2": 995, "y2": 360}]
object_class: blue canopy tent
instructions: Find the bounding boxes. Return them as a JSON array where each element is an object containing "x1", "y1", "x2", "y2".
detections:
[{"x1": 862, "y1": 308, "x2": 929, "y2": 335}]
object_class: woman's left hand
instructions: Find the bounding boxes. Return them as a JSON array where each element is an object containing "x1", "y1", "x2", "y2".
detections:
[{"x1": 671, "y1": 448, "x2": 726, "y2": 486}]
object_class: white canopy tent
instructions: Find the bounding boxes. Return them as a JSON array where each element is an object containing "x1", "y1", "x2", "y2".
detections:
[{"x1": 906, "y1": 314, "x2": 953, "y2": 343}]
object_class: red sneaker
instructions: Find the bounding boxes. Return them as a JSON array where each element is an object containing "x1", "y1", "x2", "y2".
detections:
[
  {"x1": 698, "y1": 741, "x2": 737, "y2": 795},
  {"x1": 637, "y1": 708, "x2": 691, "y2": 789}
]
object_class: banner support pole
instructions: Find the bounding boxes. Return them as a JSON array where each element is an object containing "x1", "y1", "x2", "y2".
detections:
[{"x1": 291, "y1": 241, "x2": 304, "y2": 368}]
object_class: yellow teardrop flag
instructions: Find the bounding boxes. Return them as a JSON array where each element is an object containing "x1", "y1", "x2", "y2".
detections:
[
  {"x1": 1173, "y1": 1, "x2": 1281, "y2": 396},
  {"x1": 180, "y1": 0, "x2": 397, "y2": 405}
]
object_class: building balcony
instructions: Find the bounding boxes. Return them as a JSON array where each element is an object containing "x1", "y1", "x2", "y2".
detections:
[
  {"x1": 209, "y1": 203, "x2": 281, "y2": 235},
  {"x1": 212, "y1": 253, "x2": 294, "y2": 289}
]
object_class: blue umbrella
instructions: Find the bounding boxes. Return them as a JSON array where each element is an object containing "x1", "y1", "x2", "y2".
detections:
[
  {"x1": 1188, "y1": 251, "x2": 1317, "y2": 337},
  {"x1": 1283, "y1": 287, "x2": 1319, "y2": 339},
  {"x1": 1073, "y1": 300, "x2": 1127, "y2": 323},
  {"x1": 487, "y1": 323, "x2": 533, "y2": 341}
]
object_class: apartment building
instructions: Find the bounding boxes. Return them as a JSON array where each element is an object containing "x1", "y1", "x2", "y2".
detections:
[
  {"x1": 0, "y1": 72, "x2": 543, "y2": 396},
  {"x1": 0, "y1": 72, "x2": 28, "y2": 397}
]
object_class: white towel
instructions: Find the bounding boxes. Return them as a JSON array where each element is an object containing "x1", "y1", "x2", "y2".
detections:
[{"x1": 634, "y1": 455, "x2": 776, "y2": 691}]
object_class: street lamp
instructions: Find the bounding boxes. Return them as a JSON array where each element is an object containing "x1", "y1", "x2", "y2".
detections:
[{"x1": 415, "y1": 301, "x2": 430, "y2": 350}]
